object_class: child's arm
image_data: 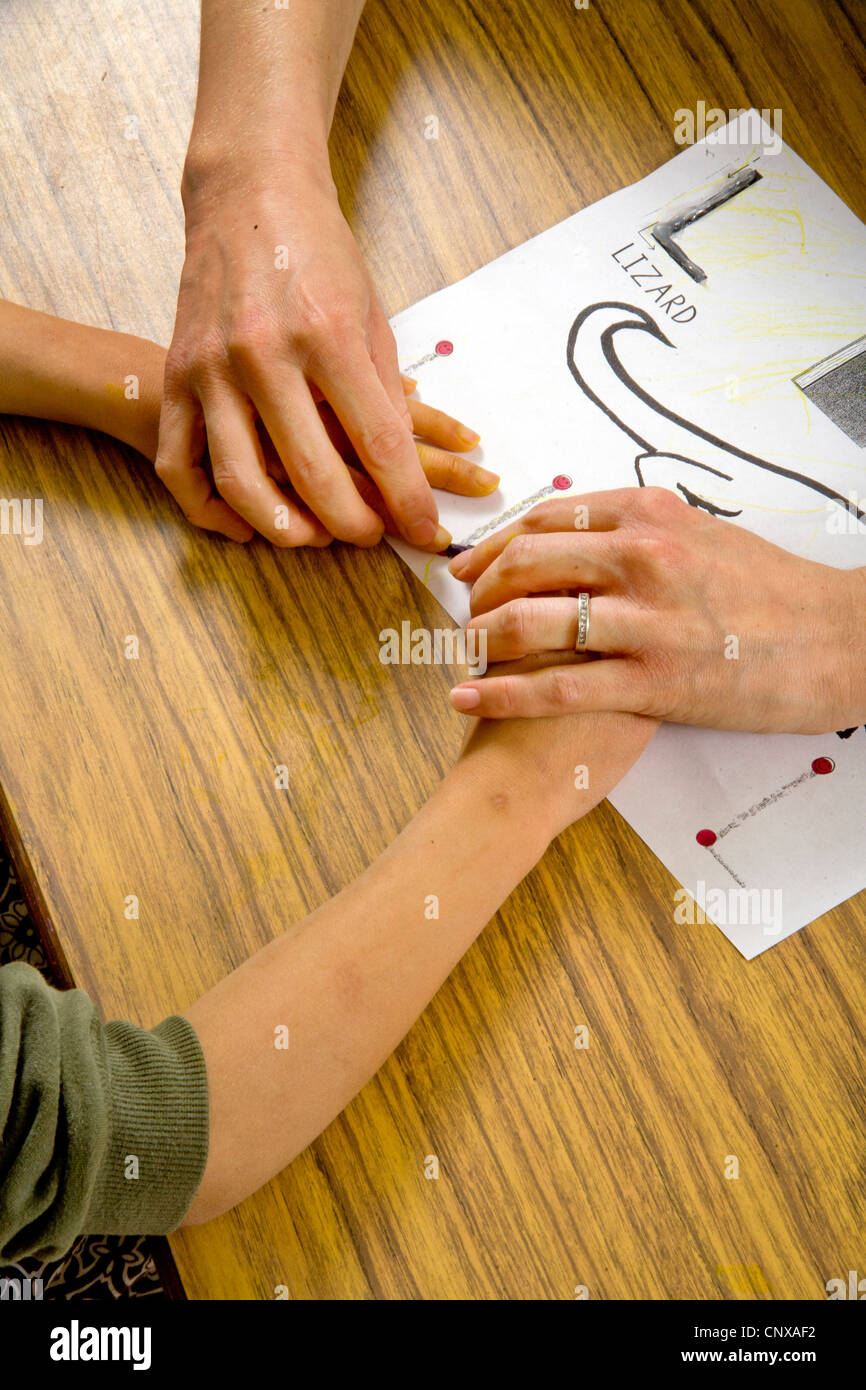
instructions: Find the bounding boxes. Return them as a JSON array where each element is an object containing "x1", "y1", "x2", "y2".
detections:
[
  {"x1": 0, "y1": 299, "x2": 496, "y2": 545},
  {"x1": 0, "y1": 693, "x2": 655, "y2": 1257},
  {"x1": 0, "y1": 299, "x2": 165, "y2": 460},
  {"x1": 182, "y1": 703, "x2": 656, "y2": 1224}
]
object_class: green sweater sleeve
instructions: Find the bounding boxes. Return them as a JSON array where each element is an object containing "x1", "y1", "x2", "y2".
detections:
[{"x1": 0, "y1": 960, "x2": 209, "y2": 1262}]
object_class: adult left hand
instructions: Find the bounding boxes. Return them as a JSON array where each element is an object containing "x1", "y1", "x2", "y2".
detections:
[{"x1": 447, "y1": 486, "x2": 866, "y2": 733}]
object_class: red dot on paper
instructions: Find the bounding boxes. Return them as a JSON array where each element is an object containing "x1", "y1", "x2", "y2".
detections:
[
  {"x1": 552, "y1": 474, "x2": 573, "y2": 490},
  {"x1": 812, "y1": 757, "x2": 835, "y2": 775},
  {"x1": 435, "y1": 340, "x2": 453, "y2": 356},
  {"x1": 696, "y1": 828, "x2": 717, "y2": 847}
]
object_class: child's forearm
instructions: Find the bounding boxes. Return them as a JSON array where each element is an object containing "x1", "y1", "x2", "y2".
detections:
[
  {"x1": 182, "y1": 756, "x2": 550, "y2": 1224},
  {"x1": 180, "y1": 742, "x2": 585, "y2": 1225},
  {"x1": 0, "y1": 299, "x2": 164, "y2": 460},
  {"x1": 180, "y1": 704, "x2": 655, "y2": 1226}
]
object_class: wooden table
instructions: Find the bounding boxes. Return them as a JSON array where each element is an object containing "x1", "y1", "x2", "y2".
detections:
[{"x1": 1, "y1": 0, "x2": 864, "y2": 1300}]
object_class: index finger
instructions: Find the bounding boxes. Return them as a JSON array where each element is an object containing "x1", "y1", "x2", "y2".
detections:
[
  {"x1": 449, "y1": 488, "x2": 639, "y2": 582},
  {"x1": 315, "y1": 351, "x2": 447, "y2": 550}
]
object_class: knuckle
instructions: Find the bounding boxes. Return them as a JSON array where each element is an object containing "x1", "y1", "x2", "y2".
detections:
[
  {"x1": 637, "y1": 484, "x2": 685, "y2": 521},
  {"x1": 620, "y1": 528, "x2": 676, "y2": 576},
  {"x1": 290, "y1": 451, "x2": 336, "y2": 492},
  {"x1": 523, "y1": 501, "x2": 556, "y2": 529},
  {"x1": 209, "y1": 466, "x2": 246, "y2": 509},
  {"x1": 632, "y1": 641, "x2": 674, "y2": 697},
  {"x1": 161, "y1": 356, "x2": 190, "y2": 393},
  {"x1": 491, "y1": 678, "x2": 519, "y2": 717},
  {"x1": 360, "y1": 419, "x2": 410, "y2": 465},
  {"x1": 226, "y1": 315, "x2": 271, "y2": 373},
  {"x1": 292, "y1": 290, "x2": 331, "y2": 341},
  {"x1": 498, "y1": 533, "x2": 534, "y2": 575},
  {"x1": 291, "y1": 292, "x2": 357, "y2": 354},
  {"x1": 186, "y1": 337, "x2": 229, "y2": 393},
  {"x1": 546, "y1": 666, "x2": 578, "y2": 711},
  {"x1": 440, "y1": 452, "x2": 464, "y2": 486},
  {"x1": 499, "y1": 598, "x2": 536, "y2": 647}
]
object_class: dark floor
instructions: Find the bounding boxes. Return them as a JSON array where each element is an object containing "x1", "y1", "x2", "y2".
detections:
[{"x1": 0, "y1": 841, "x2": 167, "y2": 1298}]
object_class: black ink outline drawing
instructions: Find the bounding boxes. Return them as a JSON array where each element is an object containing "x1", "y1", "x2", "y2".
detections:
[{"x1": 565, "y1": 301, "x2": 866, "y2": 522}]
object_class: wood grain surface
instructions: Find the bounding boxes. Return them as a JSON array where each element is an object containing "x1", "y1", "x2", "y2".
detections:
[{"x1": 0, "y1": 0, "x2": 864, "y2": 1299}]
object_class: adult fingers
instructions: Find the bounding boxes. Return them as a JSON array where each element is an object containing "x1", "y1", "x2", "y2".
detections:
[
  {"x1": 467, "y1": 594, "x2": 639, "y2": 660},
  {"x1": 313, "y1": 340, "x2": 446, "y2": 549},
  {"x1": 344, "y1": 455, "x2": 497, "y2": 537},
  {"x1": 201, "y1": 385, "x2": 332, "y2": 548},
  {"x1": 449, "y1": 487, "x2": 647, "y2": 582},
  {"x1": 635, "y1": 454, "x2": 745, "y2": 516},
  {"x1": 467, "y1": 532, "x2": 618, "y2": 617},
  {"x1": 448, "y1": 655, "x2": 646, "y2": 719},
  {"x1": 315, "y1": 399, "x2": 497, "y2": 498},
  {"x1": 251, "y1": 367, "x2": 384, "y2": 546},
  {"x1": 155, "y1": 391, "x2": 254, "y2": 543},
  {"x1": 368, "y1": 308, "x2": 414, "y2": 432}
]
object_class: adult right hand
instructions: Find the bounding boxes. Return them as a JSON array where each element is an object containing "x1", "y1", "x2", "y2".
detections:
[{"x1": 156, "y1": 154, "x2": 455, "y2": 552}]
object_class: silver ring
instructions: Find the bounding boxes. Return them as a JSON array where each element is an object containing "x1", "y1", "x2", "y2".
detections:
[{"x1": 575, "y1": 591, "x2": 591, "y2": 651}]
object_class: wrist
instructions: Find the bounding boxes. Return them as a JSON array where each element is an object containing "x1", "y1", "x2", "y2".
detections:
[
  {"x1": 181, "y1": 129, "x2": 335, "y2": 215},
  {"x1": 448, "y1": 730, "x2": 563, "y2": 856}
]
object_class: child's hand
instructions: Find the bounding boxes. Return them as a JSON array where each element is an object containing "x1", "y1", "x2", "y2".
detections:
[{"x1": 457, "y1": 653, "x2": 658, "y2": 843}]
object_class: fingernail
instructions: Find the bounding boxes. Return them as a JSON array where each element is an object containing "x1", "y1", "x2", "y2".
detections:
[
  {"x1": 457, "y1": 426, "x2": 481, "y2": 446},
  {"x1": 430, "y1": 524, "x2": 453, "y2": 551},
  {"x1": 449, "y1": 550, "x2": 472, "y2": 577},
  {"x1": 473, "y1": 466, "x2": 499, "y2": 491},
  {"x1": 403, "y1": 376, "x2": 417, "y2": 390},
  {"x1": 450, "y1": 686, "x2": 481, "y2": 711}
]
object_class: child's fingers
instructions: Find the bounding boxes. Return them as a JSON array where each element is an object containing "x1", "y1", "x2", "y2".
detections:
[
  {"x1": 416, "y1": 442, "x2": 499, "y2": 497},
  {"x1": 316, "y1": 396, "x2": 494, "y2": 498},
  {"x1": 408, "y1": 397, "x2": 482, "y2": 452},
  {"x1": 401, "y1": 375, "x2": 418, "y2": 394}
]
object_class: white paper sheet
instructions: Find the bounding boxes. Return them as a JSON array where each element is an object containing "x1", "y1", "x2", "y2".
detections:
[{"x1": 388, "y1": 112, "x2": 866, "y2": 958}]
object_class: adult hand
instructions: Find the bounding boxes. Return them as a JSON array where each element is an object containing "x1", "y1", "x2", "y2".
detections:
[
  {"x1": 156, "y1": 156, "x2": 456, "y2": 551},
  {"x1": 448, "y1": 486, "x2": 866, "y2": 733},
  {"x1": 276, "y1": 376, "x2": 496, "y2": 540},
  {"x1": 457, "y1": 652, "x2": 659, "y2": 840}
]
